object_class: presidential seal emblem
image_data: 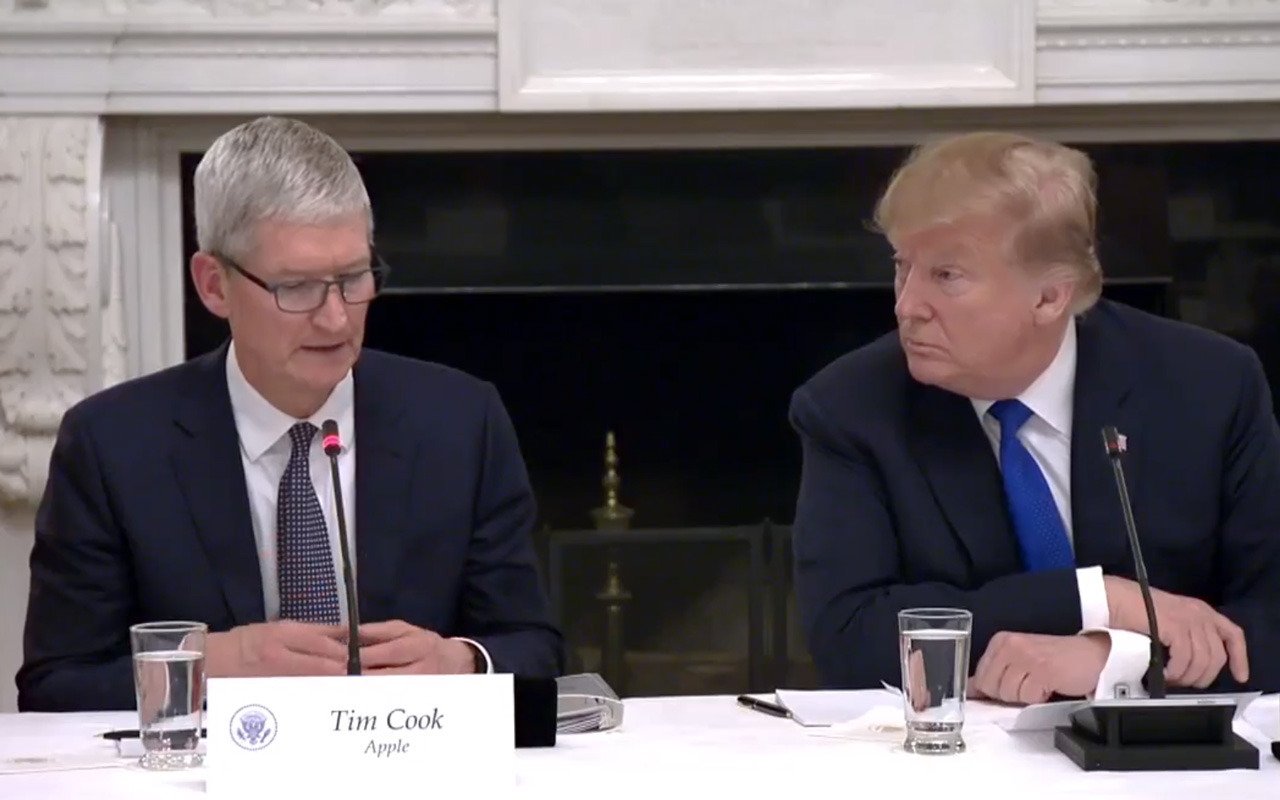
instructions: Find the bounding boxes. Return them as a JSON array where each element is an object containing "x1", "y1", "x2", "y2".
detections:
[{"x1": 230, "y1": 704, "x2": 277, "y2": 751}]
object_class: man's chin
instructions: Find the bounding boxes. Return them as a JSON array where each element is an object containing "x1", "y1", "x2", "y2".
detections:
[{"x1": 905, "y1": 355, "x2": 955, "y2": 390}]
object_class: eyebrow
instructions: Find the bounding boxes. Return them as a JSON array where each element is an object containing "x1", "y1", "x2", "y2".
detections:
[{"x1": 270, "y1": 257, "x2": 373, "y2": 280}]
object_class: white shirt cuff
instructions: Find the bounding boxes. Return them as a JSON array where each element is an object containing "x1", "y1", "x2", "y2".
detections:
[
  {"x1": 1083, "y1": 628, "x2": 1152, "y2": 699},
  {"x1": 452, "y1": 637, "x2": 494, "y2": 674},
  {"x1": 1075, "y1": 566, "x2": 1109, "y2": 632}
]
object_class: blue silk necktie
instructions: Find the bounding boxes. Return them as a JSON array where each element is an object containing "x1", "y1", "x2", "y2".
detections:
[
  {"x1": 276, "y1": 421, "x2": 342, "y2": 623},
  {"x1": 988, "y1": 399, "x2": 1075, "y2": 572}
]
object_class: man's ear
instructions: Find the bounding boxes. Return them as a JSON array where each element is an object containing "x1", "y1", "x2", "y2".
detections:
[
  {"x1": 190, "y1": 252, "x2": 231, "y2": 320},
  {"x1": 1033, "y1": 268, "x2": 1076, "y2": 325}
]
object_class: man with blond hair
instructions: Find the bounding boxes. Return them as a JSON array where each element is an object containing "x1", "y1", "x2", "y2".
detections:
[
  {"x1": 19, "y1": 116, "x2": 562, "y2": 711},
  {"x1": 790, "y1": 131, "x2": 1280, "y2": 703}
]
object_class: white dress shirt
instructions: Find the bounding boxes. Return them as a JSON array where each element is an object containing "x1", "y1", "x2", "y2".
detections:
[
  {"x1": 225, "y1": 343, "x2": 491, "y2": 672},
  {"x1": 969, "y1": 320, "x2": 1150, "y2": 699}
]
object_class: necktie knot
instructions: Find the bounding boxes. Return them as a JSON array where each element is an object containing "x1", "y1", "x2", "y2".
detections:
[
  {"x1": 988, "y1": 399, "x2": 1034, "y2": 435},
  {"x1": 287, "y1": 422, "x2": 317, "y2": 456}
]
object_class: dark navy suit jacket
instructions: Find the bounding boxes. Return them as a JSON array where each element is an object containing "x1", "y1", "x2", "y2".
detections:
[
  {"x1": 790, "y1": 300, "x2": 1280, "y2": 692},
  {"x1": 17, "y1": 345, "x2": 563, "y2": 711}
]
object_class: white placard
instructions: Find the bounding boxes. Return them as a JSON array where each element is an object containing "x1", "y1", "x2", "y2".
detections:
[{"x1": 205, "y1": 674, "x2": 515, "y2": 797}]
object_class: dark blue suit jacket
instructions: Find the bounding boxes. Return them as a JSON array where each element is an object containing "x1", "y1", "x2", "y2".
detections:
[
  {"x1": 790, "y1": 300, "x2": 1280, "y2": 692},
  {"x1": 17, "y1": 345, "x2": 563, "y2": 711}
]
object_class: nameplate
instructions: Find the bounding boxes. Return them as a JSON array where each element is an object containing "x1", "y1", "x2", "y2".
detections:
[{"x1": 205, "y1": 674, "x2": 514, "y2": 797}]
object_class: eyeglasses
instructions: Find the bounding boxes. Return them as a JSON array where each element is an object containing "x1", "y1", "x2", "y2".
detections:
[{"x1": 213, "y1": 249, "x2": 389, "y2": 313}]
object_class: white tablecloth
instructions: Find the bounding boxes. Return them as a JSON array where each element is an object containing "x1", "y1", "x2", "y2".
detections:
[{"x1": 1, "y1": 693, "x2": 1277, "y2": 798}]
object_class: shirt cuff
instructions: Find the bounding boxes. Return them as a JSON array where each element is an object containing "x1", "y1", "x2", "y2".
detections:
[
  {"x1": 451, "y1": 637, "x2": 494, "y2": 674},
  {"x1": 1075, "y1": 565, "x2": 1109, "y2": 632},
  {"x1": 1083, "y1": 628, "x2": 1152, "y2": 699}
]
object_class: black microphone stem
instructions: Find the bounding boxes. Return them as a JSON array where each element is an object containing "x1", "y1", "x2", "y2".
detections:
[
  {"x1": 1103, "y1": 427, "x2": 1165, "y2": 698},
  {"x1": 327, "y1": 452, "x2": 361, "y2": 677}
]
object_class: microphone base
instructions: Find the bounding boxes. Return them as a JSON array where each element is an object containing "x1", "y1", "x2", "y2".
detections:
[
  {"x1": 1053, "y1": 698, "x2": 1259, "y2": 772},
  {"x1": 1055, "y1": 726, "x2": 1258, "y2": 771}
]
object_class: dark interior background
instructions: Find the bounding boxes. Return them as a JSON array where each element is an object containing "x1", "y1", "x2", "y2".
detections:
[
  {"x1": 179, "y1": 140, "x2": 1280, "y2": 692},
  {"x1": 180, "y1": 142, "x2": 1273, "y2": 532}
]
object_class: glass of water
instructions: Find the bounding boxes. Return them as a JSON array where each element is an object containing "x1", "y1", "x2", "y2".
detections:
[
  {"x1": 130, "y1": 621, "x2": 207, "y2": 769},
  {"x1": 897, "y1": 608, "x2": 972, "y2": 755}
]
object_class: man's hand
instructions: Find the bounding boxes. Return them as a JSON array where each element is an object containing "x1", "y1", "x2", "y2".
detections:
[
  {"x1": 357, "y1": 620, "x2": 477, "y2": 675},
  {"x1": 969, "y1": 632, "x2": 1109, "y2": 705},
  {"x1": 205, "y1": 621, "x2": 348, "y2": 678},
  {"x1": 904, "y1": 648, "x2": 932, "y2": 712},
  {"x1": 1104, "y1": 576, "x2": 1249, "y2": 688}
]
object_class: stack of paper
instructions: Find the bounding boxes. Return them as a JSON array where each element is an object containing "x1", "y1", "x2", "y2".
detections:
[{"x1": 556, "y1": 673, "x2": 624, "y2": 734}]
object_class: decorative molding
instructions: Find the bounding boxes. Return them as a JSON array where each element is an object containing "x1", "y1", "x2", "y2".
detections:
[
  {"x1": 99, "y1": 209, "x2": 127, "y2": 390},
  {"x1": 0, "y1": 5, "x2": 498, "y2": 114},
  {"x1": 2, "y1": 0, "x2": 494, "y2": 17},
  {"x1": 1036, "y1": 0, "x2": 1280, "y2": 103},
  {"x1": 1039, "y1": 31, "x2": 1280, "y2": 47},
  {"x1": 499, "y1": 0, "x2": 1036, "y2": 112},
  {"x1": 0, "y1": 117, "x2": 99, "y2": 506}
]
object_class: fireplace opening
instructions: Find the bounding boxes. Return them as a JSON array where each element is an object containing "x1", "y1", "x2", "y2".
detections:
[{"x1": 179, "y1": 139, "x2": 1276, "y2": 694}]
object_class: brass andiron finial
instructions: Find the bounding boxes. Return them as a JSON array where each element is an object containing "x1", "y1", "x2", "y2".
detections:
[
  {"x1": 591, "y1": 430, "x2": 634, "y2": 531},
  {"x1": 589, "y1": 431, "x2": 633, "y2": 693}
]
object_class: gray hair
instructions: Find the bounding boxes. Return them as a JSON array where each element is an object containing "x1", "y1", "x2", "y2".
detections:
[{"x1": 194, "y1": 116, "x2": 373, "y2": 263}]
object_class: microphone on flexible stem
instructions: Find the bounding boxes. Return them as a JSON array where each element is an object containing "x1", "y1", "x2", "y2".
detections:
[
  {"x1": 1101, "y1": 425, "x2": 1166, "y2": 699},
  {"x1": 322, "y1": 419, "x2": 361, "y2": 677},
  {"x1": 1051, "y1": 426, "x2": 1258, "y2": 771}
]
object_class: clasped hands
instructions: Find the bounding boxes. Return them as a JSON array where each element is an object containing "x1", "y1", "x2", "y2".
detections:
[
  {"x1": 967, "y1": 576, "x2": 1249, "y2": 705},
  {"x1": 206, "y1": 619, "x2": 478, "y2": 678}
]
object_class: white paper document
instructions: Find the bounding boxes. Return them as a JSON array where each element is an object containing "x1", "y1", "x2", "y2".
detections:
[
  {"x1": 774, "y1": 688, "x2": 901, "y2": 727},
  {"x1": 0, "y1": 751, "x2": 124, "y2": 775},
  {"x1": 997, "y1": 691, "x2": 1263, "y2": 732}
]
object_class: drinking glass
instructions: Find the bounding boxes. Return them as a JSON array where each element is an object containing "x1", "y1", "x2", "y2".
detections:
[
  {"x1": 898, "y1": 608, "x2": 972, "y2": 754},
  {"x1": 130, "y1": 621, "x2": 207, "y2": 769}
]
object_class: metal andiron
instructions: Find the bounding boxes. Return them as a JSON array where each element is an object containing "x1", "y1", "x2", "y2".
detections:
[{"x1": 591, "y1": 432, "x2": 632, "y2": 693}]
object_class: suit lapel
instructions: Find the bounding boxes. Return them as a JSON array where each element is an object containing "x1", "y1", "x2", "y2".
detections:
[
  {"x1": 171, "y1": 345, "x2": 265, "y2": 625},
  {"x1": 1070, "y1": 304, "x2": 1140, "y2": 572},
  {"x1": 908, "y1": 382, "x2": 1023, "y2": 578},
  {"x1": 353, "y1": 355, "x2": 412, "y2": 622}
]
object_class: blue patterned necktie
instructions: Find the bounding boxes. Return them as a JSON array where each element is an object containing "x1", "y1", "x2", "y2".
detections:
[
  {"x1": 276, "y1": 422, "x2": 341, "y2": 624},
  {"x1": 988, "y1": 400, "x2": 1075, "y2": 572}
]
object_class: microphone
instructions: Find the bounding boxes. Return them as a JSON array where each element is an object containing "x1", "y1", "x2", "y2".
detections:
[
  {"x1": 1052, "y1": 426, "x2": 1258, "y2": 771},
  {"x1": 1101, "y1": 425, "x2": 1165, "y2": 698},
  {"x1": 322, "y1": 419, "x2": 361, "y2": 677}
]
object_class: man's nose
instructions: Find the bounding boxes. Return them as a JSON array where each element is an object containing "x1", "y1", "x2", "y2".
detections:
[
  {"x1": 312, "y1": 283, "x2": 349, "y2": 330},
  {"x1": 894, "y1": 268, "x2": 930, "y2": 323}
]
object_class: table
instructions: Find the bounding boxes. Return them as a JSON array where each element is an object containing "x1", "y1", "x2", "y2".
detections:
[{"x1": 2, "y1": 693, "x2": 1277, "y2": 798}]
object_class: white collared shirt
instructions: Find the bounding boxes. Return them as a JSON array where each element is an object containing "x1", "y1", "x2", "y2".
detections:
[
  {"x1": 224, "y1": 343, "x2": 492, "y2": 672},
  {"x1": 226, "y1": 342, "x2": 358, "y2": 626},
  {"x1": 969, "y1": 320, "x2": 1150, "y2": 699}
]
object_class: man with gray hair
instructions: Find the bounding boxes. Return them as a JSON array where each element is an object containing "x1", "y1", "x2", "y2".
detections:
[{"x1": 18, "y1": 116, "x2": 562, "y2": 711}]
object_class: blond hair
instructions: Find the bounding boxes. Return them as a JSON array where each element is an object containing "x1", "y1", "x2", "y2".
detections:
[{"x1": 873, "y1": 131, "x2": 1102, "y2": 314}]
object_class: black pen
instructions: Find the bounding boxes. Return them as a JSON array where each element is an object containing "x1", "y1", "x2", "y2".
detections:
[
  {"x1": 736, "y1": 694, "x2": 791, "y2": 719},
  {"x1": 100, "y1": 729, "x2": 207, "y2": 740}
]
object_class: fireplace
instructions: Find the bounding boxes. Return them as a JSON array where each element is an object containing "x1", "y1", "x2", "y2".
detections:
[
  {"x1": 179, "y1": 144, "x2": 1210, "y2": 532},
  {"x1": 176, "y1": 140, "x2": 1270, "y2": 693},
  {"x1": 5, "y1": 0, "x2": 1280, "y2": 708}
]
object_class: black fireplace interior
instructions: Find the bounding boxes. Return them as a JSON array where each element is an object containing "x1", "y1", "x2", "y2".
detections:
[{"x1": 181, "y1": 139, "x2": 1279, "y2": 692}]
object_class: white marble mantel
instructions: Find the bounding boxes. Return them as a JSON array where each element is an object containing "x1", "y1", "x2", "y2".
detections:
[{"x1": 0, "y1": 0, "x2": 1278, "y2": 507}]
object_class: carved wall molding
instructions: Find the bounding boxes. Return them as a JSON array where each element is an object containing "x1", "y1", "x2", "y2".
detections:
[
  {"x1": 0, "y1": 117, "x2": 99, "y2": 506},
  {"x1": 1039, "y1": 31, "x2": 1280, "y2": 47},
  {"x1": 0, "y1": 6, "x2": 498, "y2": 114},
  {"x1": 498, "y1": 0, "x2": 1037, "y2": 112},
  {"x1": 2, "y1": 0, "x2": 494, "y2": 17}
]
